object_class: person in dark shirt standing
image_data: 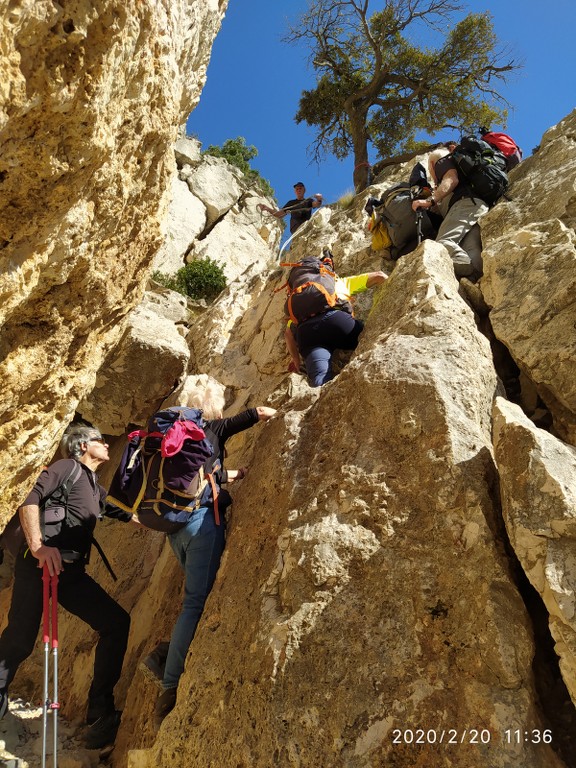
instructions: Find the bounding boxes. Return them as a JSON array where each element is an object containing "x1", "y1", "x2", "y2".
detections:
[
  {"x1": 258, "y1": 181, "x2": 323, "y2": 234},
  {"x1": 0, "y1": 425, "x2": 132, "y2": 749}
]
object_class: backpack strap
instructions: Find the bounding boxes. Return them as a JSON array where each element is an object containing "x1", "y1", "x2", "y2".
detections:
[
  {"x1": 89, "y1": 536, "x2": 117, "y2": 581},
  {"x1": 64, "y1": 502, "x2": 119, "y2": 582},
  {"x1": 40, "y1": 462, "x2": 83, "y2": 541},
  {"x1": 207, "y1": 472, "x2": 220, "y2": 526},
  {"x1": 286, "y1": 280, "x2": 338, "y2": 325},
  {"x1": 42, "y1": 463, "x2": 118, "y2": 581}
]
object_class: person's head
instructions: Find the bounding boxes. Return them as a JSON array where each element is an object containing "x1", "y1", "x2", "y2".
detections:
[
  {"x1": 427, "y1": 147, "x2": 450, "y2": 184},
  {"x1": 479, "y1": 126, "x2": 490, "y2": 136},
  {"x1": 293, "y1": 182, "x2": 306, "y2": 200},
  {"x1": 445, "y1": 140, "x2": 458, "y2": 153},
  {"x1": 170, "y1": 374, "x2": 226, "y2": 420},
  {"x1": 61, "y1": 424, "x2": 109, "y2": 469}
]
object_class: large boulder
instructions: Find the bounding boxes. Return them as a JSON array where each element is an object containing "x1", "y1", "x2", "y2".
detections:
[
  {"x1": 121, "y1": 242, "x2": 560, "y2": 768},
  {"x1": 0, "y1": 0, "x2": 228, "y2": 524}
]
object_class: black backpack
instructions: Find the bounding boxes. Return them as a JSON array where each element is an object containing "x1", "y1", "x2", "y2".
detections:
[
  {"x1": 451, "y1": 136, "x2": 509, "y2": 207},
  {"x1": 279, "y1": 256, "x2": 352, "y2": 325}
]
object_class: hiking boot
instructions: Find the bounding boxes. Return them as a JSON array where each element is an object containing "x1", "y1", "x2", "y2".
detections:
[
  {"x1": 451, "y1": 254, "x2": 474, "y2": 277},
  {"x1": 139, "y1": 641, "x2": 169, "y2": 689},
  {"x1": 154, "y1": 687, "x2": 177, "y2": 729},
  {"x1": 0, "y1": 689, "x2": 8, "y2": 720},
  {"x1": 84, "y1": 709, "x2": 121, "y2": 749}
]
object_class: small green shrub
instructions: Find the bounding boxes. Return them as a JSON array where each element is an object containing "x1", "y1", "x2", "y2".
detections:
[
  {"x1": 203, "y1": 137, "x2": 275, "y2": 198},
  {"x1": 151, "y1": 258, "x2": 227, "y2": 301}
]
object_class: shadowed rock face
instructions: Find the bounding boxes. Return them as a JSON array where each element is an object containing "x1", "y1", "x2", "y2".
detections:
[
  {"x1": 1, "y1": 8, "x2": 576, "y2": 767},
  {"x1": 494, "y1": 398, "x2": 576, "y2": 703},
  {"x1": 0, "y1": 0, "x2": 228, "y2": 521},
  {"x1": 481, "y1": 109, "x2": 576, "y2": 444}
]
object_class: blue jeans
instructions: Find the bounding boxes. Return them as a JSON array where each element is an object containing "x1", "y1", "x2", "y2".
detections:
[{"x1": 163, "y1": 506, "x2": 225, "y2": 689}]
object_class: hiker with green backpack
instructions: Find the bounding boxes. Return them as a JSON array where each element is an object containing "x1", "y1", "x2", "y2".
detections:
[
  {"x1": 0, "y1": 424, "x2": 133, "y2": 749},
  {"x1": 411, "y1": 140, "x2": 508, "y2": 282}
]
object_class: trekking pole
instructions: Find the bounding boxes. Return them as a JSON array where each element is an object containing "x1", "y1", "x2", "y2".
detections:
[
  {"x1": 41, "y1": 566, "x2": 50, "y2": 768},
  {"x1": 51, "y1": 570, "x2": 59, "y2": 768},
  {"x1": 415, "y1": 209, "x2": 424, "y2": 244},
  {"x1": 41, "y1": 565, "x2": 60, "y2": 768}
]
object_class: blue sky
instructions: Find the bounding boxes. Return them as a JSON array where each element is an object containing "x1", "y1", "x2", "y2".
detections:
[{"x1": 187, "y1": 0, "x2": 576, "y2": 207}]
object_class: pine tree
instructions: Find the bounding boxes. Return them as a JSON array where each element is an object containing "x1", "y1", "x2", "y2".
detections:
[{"x1": 287, "y1": 0, "x2": 519, "y2": 191}]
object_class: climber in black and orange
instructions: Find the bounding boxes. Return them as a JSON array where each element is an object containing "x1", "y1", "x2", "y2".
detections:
[{"x1": 280, "y1": 250, "x2": 387, "y2": 387}]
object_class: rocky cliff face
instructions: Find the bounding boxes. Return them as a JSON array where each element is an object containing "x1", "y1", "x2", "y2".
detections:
[
  {"x1": 1, "y1": 6, "x2": 576, "y2": 768},
  {"x1": 0, "y1": 0, "x2": 228, "y2": 518}
]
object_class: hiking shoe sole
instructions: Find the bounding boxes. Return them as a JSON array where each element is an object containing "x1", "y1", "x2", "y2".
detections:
[{"x1": 154, "y1": 687, "x2": 177, "y2": 729}]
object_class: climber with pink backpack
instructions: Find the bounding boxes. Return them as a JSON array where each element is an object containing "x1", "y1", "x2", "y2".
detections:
[{"x1": 108, "y1": 378, "x2": 276, "y2": 727}]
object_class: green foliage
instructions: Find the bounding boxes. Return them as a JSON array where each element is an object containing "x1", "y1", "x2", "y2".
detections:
[
  {"x1": 151, "y1": 258, "x2": 227, "y2": 302},
  {"x1": 287, "y1": 0, "x2": 519, "y2": 189},
  {"x1": 202, "y1": 137, "x2": 275, "y2": 197}
]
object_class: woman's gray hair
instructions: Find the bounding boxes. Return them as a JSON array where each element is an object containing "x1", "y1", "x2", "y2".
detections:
[
  {"x1": 166, "y1": 374, "x2": 226, "y2": 420},
  {"x1": 61, "y1": 425, "x2": 102, "y2": 459}
]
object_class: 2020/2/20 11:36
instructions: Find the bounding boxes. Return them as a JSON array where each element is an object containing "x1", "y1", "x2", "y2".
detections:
[{"x1": 504, "y1": 729, "x2": 552, "y2": 744}]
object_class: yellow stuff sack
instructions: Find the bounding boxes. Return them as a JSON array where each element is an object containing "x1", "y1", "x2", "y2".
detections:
[{"x1": 368, "y1": 213, "x2": 392, "y2": 250}]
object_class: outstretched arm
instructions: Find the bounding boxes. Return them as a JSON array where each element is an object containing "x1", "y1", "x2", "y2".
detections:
[
  {"x1": 256, "y1": 406, "x2": 277, "y2": 421},
  {"x1": 257, "y1": 203, "x2": 287, "y2": 218},
  {"x1": 412, "y1": 169, "x2": 458, "y2": 211}
]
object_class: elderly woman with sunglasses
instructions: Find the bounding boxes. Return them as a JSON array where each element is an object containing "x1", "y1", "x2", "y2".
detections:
[{"x1": 0, "y1": 424, "x2": 132, "y2": 749}]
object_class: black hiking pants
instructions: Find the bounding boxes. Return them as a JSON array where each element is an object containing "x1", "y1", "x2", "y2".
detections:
[
  {"x1": 296, "y1": 310, "x2": 364, "y2": 387},
  {"x1": 0, "y1": 550, "x2": 130, "y2": 721}
]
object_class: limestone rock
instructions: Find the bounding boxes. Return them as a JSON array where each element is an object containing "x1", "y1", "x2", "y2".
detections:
[
  {"x1": 124, "y1": 242, "x2": 560, "y2": 768},
  {"x1": 189, "y1": 191, "x2": 281, "y2": 283},
  {"x1": 174, "y1": 135, "x2": 202, "y2": 167},
  {"x1": 152, "y1": 176, "x2": 207, "y2": 275},
  {"x1": 493, "y1": 396, "x2": 576, "y2": 703},
  {"x1": 78, "y1": 302, "x2": 190, "y2": 434},
  {"x1": 140, "y1": 284, "x2": 189, "y2": 326},
  {"x1": 481, "y1": 109, "x2": 576, "y2": 444},
  {"x1": 0, "y1": 0, "x2": 228, "y2": 525},
  {"x1": 185, "y1": 154, "x2": 244, "y2": 228}
]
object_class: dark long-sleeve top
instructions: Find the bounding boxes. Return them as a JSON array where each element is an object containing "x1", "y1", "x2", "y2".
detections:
[
  {"x1": 202, "y1": 408, "x2": 259, "y2": 493},
  {"x1": 21, "y1": 458, "x2": 131, "y2": 552}
]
